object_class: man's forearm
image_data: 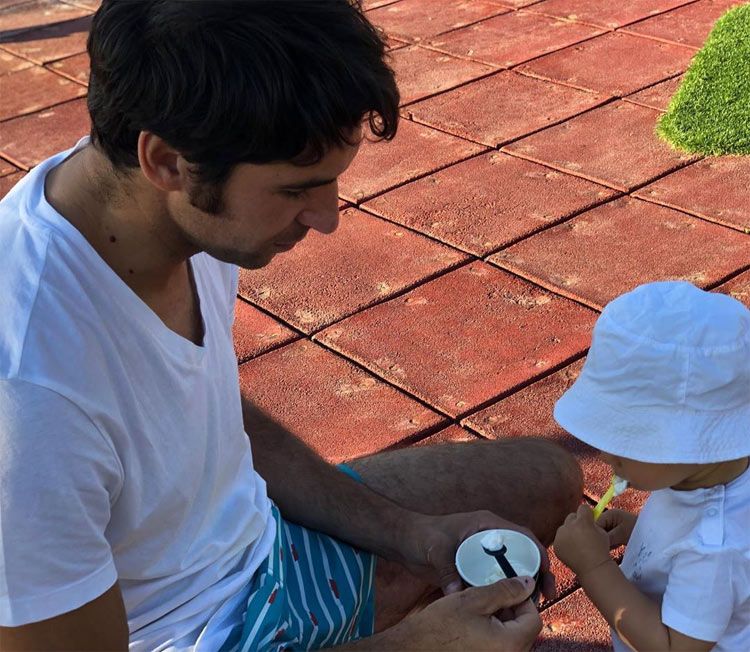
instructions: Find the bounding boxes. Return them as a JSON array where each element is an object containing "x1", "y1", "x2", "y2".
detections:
[
  {"x1": 578, "y1": 560, "x2": 671, "y2": 651},
  {"x1": 242, "y1": 396, "x2": 417, "y2": 561}
]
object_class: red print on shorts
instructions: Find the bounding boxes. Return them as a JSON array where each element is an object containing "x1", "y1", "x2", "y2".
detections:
[
  {"x1": 329, "y1": 579, "x2": 340, "y2": 599},
  {"x1": 274, "y1": 628, "x2": 285, "y2": 641},
  {"x1": 309, "y1": 611, "x2": 319, "y2": 627},
  {"x1": 291, "y1": 544, "x2": 299, "y2": 561},
  {"x1": 268, "y1": 589, "x2": 278, "y2": 605}
]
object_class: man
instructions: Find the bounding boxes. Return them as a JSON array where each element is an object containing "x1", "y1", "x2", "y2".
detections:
[{"x1": 0, "y1": 1, "x2": 582, "y2": 650}]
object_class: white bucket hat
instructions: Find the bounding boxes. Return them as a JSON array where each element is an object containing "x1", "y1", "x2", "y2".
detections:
[{"x1": 554, "y1": 281, "x2": 750, "y2": 464}]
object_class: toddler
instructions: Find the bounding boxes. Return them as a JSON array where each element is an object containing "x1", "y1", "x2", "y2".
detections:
[{"x1": 553, "y1": 281, "x2": 749, "y2": 652}]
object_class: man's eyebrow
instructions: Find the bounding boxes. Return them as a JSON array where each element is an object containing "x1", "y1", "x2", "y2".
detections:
[{"x1": 280, "y1": 177, "x2": 337, "y2": 191}]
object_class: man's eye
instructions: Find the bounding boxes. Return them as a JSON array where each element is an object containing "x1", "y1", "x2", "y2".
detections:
[{"x1": 282, "y1": 189, "x2": 307, "y2": 200}]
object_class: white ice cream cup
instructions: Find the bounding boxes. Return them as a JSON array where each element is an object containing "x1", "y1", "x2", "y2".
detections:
[{"x1": 455, "y1": 529, "x2": 541, "y2": 590}]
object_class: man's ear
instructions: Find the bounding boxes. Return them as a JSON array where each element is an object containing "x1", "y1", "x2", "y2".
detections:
[{"x1": 137, "y1": 132, "x2": 188, "y2": 192}]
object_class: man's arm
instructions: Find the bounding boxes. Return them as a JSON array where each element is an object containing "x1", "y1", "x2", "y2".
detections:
[
  {"x1": 0, "y1": 583, "x2": 128, "y2": 651},
  {"x1": 242, "y1": 396, "x2": 413, "y2": 563}
]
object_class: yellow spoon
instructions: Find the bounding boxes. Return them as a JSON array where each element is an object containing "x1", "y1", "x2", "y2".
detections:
[{"x1": 593, "y1": 475, "x2": 628, "y2": 521}]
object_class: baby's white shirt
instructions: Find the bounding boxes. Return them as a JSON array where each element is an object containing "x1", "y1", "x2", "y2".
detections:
[{"x1": 613, "y1": 464, "x2": 750, "y2": 651}]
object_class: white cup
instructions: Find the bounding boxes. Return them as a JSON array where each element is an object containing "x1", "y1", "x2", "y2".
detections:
[{"x1": 455, "y1": 529, "x2": 541, "y2": 588}]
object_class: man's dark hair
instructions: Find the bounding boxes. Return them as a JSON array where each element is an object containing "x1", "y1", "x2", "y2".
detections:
[{"x1": 87, "y1": 0, "x2": 399, "y2": 202}]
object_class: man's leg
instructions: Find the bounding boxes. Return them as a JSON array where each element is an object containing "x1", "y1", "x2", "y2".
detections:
[{"x1": 345, "y1": 437, "x2": 583, "y2": 631}]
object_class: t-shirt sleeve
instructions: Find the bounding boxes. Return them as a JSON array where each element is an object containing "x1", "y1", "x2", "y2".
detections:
[
  {"x1": 661, "y1": 547, "x2": 734, "y2": 643},
  {"x1": 0, "y1": 379, "x2": 123, "y2": 626}
]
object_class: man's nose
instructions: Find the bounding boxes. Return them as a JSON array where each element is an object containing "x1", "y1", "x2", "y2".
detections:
[{"x1": 297, "y1": 184, "x2": 340, "y2": 234}]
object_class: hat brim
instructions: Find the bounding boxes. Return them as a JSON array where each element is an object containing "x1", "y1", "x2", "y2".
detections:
[{"x1": 554, "y1": 375, "x2": 750, "y2": 464}]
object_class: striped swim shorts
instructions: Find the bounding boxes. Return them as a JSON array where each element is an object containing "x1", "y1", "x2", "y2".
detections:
[{"x1": 225, "y1": 466, "x2": 377, "y2": 651}]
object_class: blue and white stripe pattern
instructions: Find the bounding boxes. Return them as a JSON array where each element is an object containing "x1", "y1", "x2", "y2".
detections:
[{"x1": 223, "y1": 503, "x2": 376, "y2": 651}]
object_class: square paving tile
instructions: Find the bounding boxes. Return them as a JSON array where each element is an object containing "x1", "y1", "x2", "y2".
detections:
[
  {"x1": 0, "y1": 64, "x2": 86, "y2": 121},
  {"x1": 716, "y1": 271, "x2": 750, "y2": 310},
  {"x1": 623, "y1": 0, "x2": 743, "y2": 49},
  {"x1": 238, "y1": 340, "x2": 447, "y2": 462},
  {"x1": 232, "y1": 299, "x2": 298, "y2": 363},
  {"x1": 362, "y1": 0, "x2": 402, "y2": 9},
  {"x1": 238, "y1": 207, "x2": 468, "y2": 333},
  {"x1": 0, "y1": 98, "x2": 90, "y2": 169},
  {"x1": 366, "y1": 0, "x2": 511, "y2": 42},
  {"x1": 463, "y1": 358, "x2": 647, "y2": 511},
  {"x1": 634, "y1": 157, "x2": 750, "y2": 232},
  {"x1": 528, "y1": 0, "x2": 695, "y2": 28},
  {"x1": 427, "y1": 11, "x2": 604, "y2": 68},
  {"x1": 339, "y1": 118, "x2": 486, "y2": 203},
  {"x1": 0, "y1": 49, "x2": 33, "y2": 74},
  {"x1": 624, "y1": 74, "x2": 681, "y2": 112},
  {"x1": 0, "y1": 14, "x2": 91, "y2": 63},
  {"x1": 536, "y1": 588, "x2": 613, "y2": 650},
  {"x1": 502, "y1": 100, "x2": 698, "y2": 192},
  {"x1": 490, "y1": 197, "x2": 750, "y2": 309},
  {"x1": 0, "y1": 0, "x2": 91, "y2": 34},
  {"x1": 45, "y1": 51, "x2": 89, "y2": 84},
  {"x1": 317, "y1": 262, "x2": 597, "y2": 418},
  {"x1": 389, "y1": 44, "x2": 494, "y2": 105},
  {"x1": 406, "y1": 71, "x2": 608, "y2": 148},
  {"x1": 519, "y1": 31, "x2": 695, "y2": 97},
  {"x1": 363, "y1": 152, "x2": 618, "y2": 256},
  {"x1": 0, "y1": 170, "x2": 24, "y2": 199}
]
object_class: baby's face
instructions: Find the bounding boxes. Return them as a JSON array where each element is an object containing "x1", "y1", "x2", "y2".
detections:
[{"x1": 599, "y1": 453, "x2": 699, "y2": 491}]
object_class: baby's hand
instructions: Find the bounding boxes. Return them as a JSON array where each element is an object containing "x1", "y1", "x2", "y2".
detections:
[
  {"x1": 553, "y1": 504, "x2": 610, "y2": 576},
  {"x1": 597, "y1": 508, "x2": 637, "y2": 549}
]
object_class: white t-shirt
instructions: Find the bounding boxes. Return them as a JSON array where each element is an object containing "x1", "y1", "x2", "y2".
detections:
[
  {"x1": 614, "y1": 464, "x2": 750, "y2": 651},
  {"x1": 0, "y1": 141, "x2": 275, "y2": 650}
]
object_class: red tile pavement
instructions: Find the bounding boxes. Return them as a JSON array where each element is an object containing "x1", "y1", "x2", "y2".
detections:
[
  {"x1": 0, "y1": 97, "x2": 89, "y2": 169},
  {"x1": 238, "y1": 207, "x2": 468, "y2": 333},
  {"x1": 0, "y1": 0, "x2": 90, "y2": 34},
  {"x1": 366, "y1": 0, "x2": 511, "y2": 42},
  {"x1": 462, "y1": 357, "x2": 648, "y2": 511},
  {"x1": 232, "y1": 299, "x2": 299, "y2": 363},
  {"x1": 317, "y1": 263, "x2": 597, "y2": 418},
  {"x1": 238, "y1": 340, "x2": 447, "y2": 462},
  {"x1": 624, "y1": 74, "x2": 681, "y2": 112},
  {"x1": 363, "y1": 151, "x2": 619, "y2": 256},
  {"x1": 0, "y1": 64, "x2": 86, "y2": 121},
  {"x1": 634, "y1": 157, "x2": 750, "y2": 232},
  {"x1": 519, "y1": 32, "x2": 695, "y2": 97},
  {"x1": 503, "y1": 100, "x2": 698, "y2": 191},
  {"x1": 388, "y1": 44, "x2": 494, "y2": 106},
  {"x1": 623, "y1": 0, "x2": 743, "y2": 49},
  {"x1": 0, "y1": 49, "x2": 33, "y2": 74},
  {"x1": 5, "y1": 4, "x2": 747, "y2": 645},
  {"x1": 338, "y1": 118, "x2": 486, "y2": 203},
  {"x1": 45, "y1": 51, "x2": 89, "y2": 84},
  {"x1": 406, "y1": 71, "x2": 608, "y2": 148},
  {"x1": 536, "y1": 588, "x2": 612, "y2": 651},
  {"x1": 528, "y1": 0, "x2": 695, "y2": 29},
  {"x1": 490, "y1": 196, "x2": 750, "y2": 309},
  {"x1": 426, "y1": 11, "x2": 604, "y2": 69},
  {"x1": 412, "y1": 424, "x2": 481, "y2": 446},
  {"x1": 716, "y1": 271, "x2": 750, "y2": 310},
  {"x1": 0, "y1": 14, "x2": 91, "y2": 62},
  {"x1": 0, "y1": 157, "x2": 19, "y2": 177},
  {"x1": 0, "y1": 170, "x2": 24, "y2": 198}
]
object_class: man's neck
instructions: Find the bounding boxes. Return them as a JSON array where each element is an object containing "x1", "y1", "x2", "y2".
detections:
[{"x1": 44, "y1": 144, "x2": 193, "y2": 290}]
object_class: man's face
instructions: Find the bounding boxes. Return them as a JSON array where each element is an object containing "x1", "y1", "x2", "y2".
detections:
[{"x1": 167, "y1": 134, "x2": 361, "y2": 269}]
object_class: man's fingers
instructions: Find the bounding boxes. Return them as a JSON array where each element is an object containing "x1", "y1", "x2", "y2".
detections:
[
  {"x1": 466, "y1": 577, "x2": 535, "y2": 615},
  {"x1": 492, "y1": 599, "x2": 543, "y2": 647},
  {"x1": 541, "y1": 569, "x2": 556, "y2": 600},
  {"x1": 577, "y1": 503, "x2": 594, "y2": 520},
  {"x1": 437, "y1": 563, "x2": 464, "y2": 595},
  {"x1": 563, "y1": 512, "x2": 576, "y2": 525}
]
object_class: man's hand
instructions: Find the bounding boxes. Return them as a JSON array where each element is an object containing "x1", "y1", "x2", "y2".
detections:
[
  {"x1": 553, "y1": 504, "x2": 611, "y2": 576},
  {"x1": 402, "y1": 511, "x2": 555, "y2": 599},
  {"x1": 596, "y1": 508, "x2": 637, "y2": 549},
  {"x1": 381, "y1": 577, "x2": 541, "y2": 652}
]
